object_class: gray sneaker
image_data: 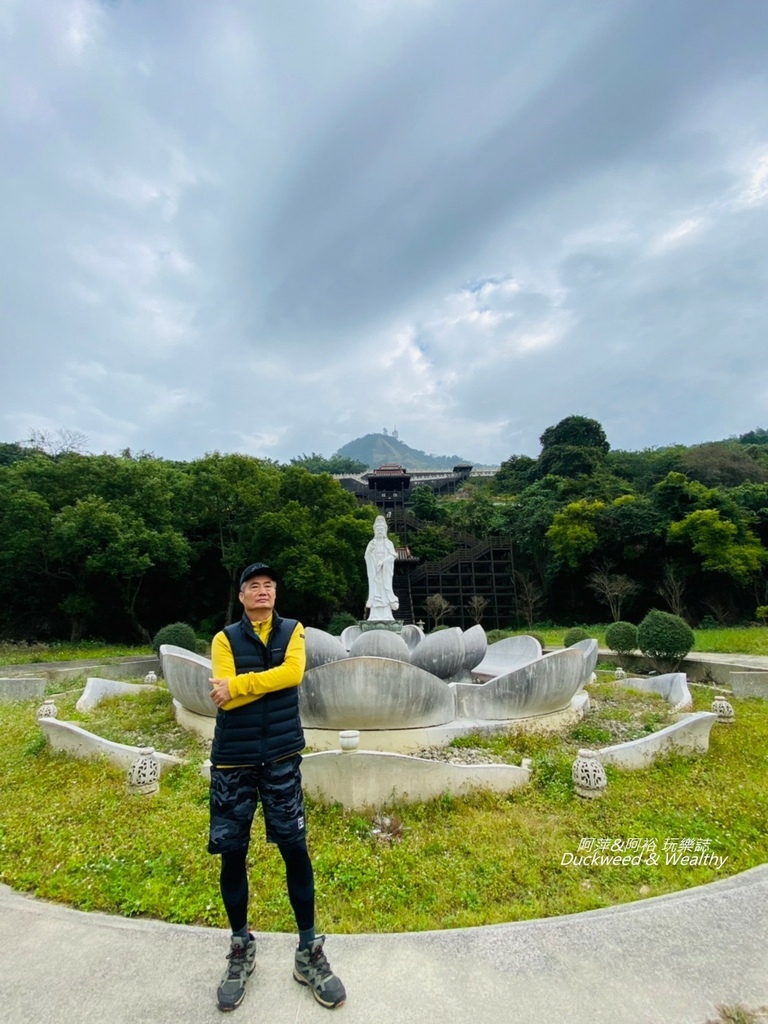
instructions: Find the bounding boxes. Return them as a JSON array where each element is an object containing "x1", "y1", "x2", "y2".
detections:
[
  {"x1": 293, "y1": 935, "x2": 346, "y2": 1008},
  {"x1": 217, "y1": 934, "x2": 256, "y2": 1012}
]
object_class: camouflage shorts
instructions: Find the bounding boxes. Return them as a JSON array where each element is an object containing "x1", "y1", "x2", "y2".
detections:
[{"x1": 208, "y1": 755, "x2": 306, "y2": 854}]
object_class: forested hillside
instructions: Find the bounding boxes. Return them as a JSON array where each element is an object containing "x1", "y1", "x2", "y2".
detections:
[
  {"x1": 412, "y1": 416, "x2": 768, "y2": 627},
  {"x1": 0, "y1": 449, "x2": 375, "y2": 643},
  {"x1": 1, "y1": 416, "x2": 766, "y2": 642}
]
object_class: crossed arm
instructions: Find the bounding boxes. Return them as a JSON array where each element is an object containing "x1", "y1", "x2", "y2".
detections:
[{"x1": 209, "y1": 623, "x2": 306, "y2": 709}]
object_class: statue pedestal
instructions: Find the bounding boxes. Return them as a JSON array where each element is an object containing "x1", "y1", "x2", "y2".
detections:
[{"x1": 360, "y1": 619, "x2": 403, "y2": 634}]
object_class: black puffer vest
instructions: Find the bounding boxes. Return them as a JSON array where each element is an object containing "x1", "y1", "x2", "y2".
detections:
[{"x1": 210, "y1": 611, "x2": 305, "y2": 766}]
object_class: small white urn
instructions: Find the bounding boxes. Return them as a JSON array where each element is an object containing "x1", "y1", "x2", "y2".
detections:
[
  {"x1": 572, "y1": 748, "x2": 607, "y2": 799},
  {"x1": 127, "y1": 747, "x2": 160, "y2": 795},
  {"x1": 37, "y1": 698, "x2": 57, "y2": 719},
  {"x1": 711, "y1": 694, "x2": 735, "y2": 724},
  {"x1": 339, "y1": 730, "x2": 360, "y2": 753},
  {"x1": 144, "y1": 671, "x2": 158, "y2": 684}
]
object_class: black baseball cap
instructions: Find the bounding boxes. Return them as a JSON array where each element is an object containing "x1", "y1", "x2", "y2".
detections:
[{"x1": 239, "y1": 562, "x2": 278, "y2": 587}]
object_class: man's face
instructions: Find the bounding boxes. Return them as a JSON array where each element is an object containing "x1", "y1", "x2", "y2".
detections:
[{"x1": 239, "y1": 574, "x2": 277, "y2": 619}]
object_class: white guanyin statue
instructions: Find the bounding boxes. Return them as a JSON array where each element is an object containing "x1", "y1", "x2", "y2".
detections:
[{"x1": 364, "y1": 515, "x2": 399, "y2": 621}]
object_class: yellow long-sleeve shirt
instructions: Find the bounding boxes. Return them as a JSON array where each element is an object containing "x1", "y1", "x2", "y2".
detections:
[{"x1": 211, "y1": 616, "x2": 306, "y2": 711}]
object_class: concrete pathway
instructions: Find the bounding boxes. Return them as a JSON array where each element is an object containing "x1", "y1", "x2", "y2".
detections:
[{"x1": 3, "y1": 866, "x2": 767, "y2": 1024}]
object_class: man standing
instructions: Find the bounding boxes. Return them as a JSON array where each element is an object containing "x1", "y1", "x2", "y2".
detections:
[{"x1": 208, "y1": 562, "x2": 346, "y2": 1012}]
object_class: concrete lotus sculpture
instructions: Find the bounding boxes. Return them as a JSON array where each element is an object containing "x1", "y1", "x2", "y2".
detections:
[
  {"x1": 163, "y1": 628, "x2": 598, "y2": 754},
  {"x1": 160, "y1": 644, "x2": 216, "y2": 718}
]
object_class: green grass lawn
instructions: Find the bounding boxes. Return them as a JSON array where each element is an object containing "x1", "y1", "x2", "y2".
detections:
[
  {"x1": 1, "y1": 678, "x2": 766, "y2": 933},
  {"x1": 2, "y1": 626, "x2": 767, "y2": 667},
  {"x1": 0, "y1": 641, "x2": 153, "y2": 665},
  {"x1": 494, "y1": 625, "x2": 768, "y2": 656}
]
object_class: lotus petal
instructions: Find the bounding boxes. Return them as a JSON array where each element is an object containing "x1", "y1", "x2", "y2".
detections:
[
  {"x1": 160, "y1": 645, "x2": 216, "y2": 718},
  {"x1": 570, "y1": 638, "x2": 599, "y2": 685},
  {"x1": 340, "y1": 624, "x2": 362, "y2": 651},
  {"x1": 472, "y1": 635, "x2": 542, "y2": 679},
  {"x1": 305, "y1": 627, "x2": 349, "y2": 670},
  {"x1": 401, "y1": 624, "x2": 425, "y2": 651},
  {"x1": 349, "y1": 630, "x2": 411, "y2": 662},
  {"x1": 300, "y1": 657, "x2": 456, "y2": 729},
  {"x1": 452, "y1": 648, "x2": 584, "y2": 720},
  {"x1": 409, "y1": 628, "x2": 464, "y2": 680},
  {"x1": 461, "y1": 624, "x2": 488, "y2": 671},
  {"x1": 616, "y1": 672, "x2": 692, "y2": 710}
]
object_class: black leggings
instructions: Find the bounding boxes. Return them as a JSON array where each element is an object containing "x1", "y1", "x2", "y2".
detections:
[{"x1": 220, "y1": 839, "x2": 315, "y2": 933}]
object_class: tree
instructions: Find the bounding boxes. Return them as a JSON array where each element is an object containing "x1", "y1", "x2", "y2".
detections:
[
  {"x1": 539, "y1": 445, "x2": 604, "y2": 479},
  {"x1": 637, "y1": 609, "x2": 694, "y2": 671},
  {"x1": 513, "y1": 571, "x2": 546, "y2": 627},
  {"x1": 656, "y1": 562, "x2": 688, "y2": 619},
  {"x1": 27, "y1": 428, "x2": 89, "y2": 457},
  {"x1": 540, "y1": 416, "x2": 610, "y2": 456},
  {"x1": 605, "y1": 447, "x2": 685, "y2": 492},
  {"x1": 0, "y1": 442, "x2": 35, "y2": 467},
  {"x1": 408, "y1": 525, "x2": 455, "y2": 562},
  {"x1": 546, "y1": 500, "x2": 605, "y2": 568},
  {"x1": 503, "y1": 483, "x2": 562, "y2": 584},
  {"x1": 289, "y1": 453, "x2": 368, "y2": 474},
  {"x1": 408, "y1": 485, "x2": 444, "y2": 522},
  {"x1": 737, "y1": 427, "x2": 768, "y2": 446},
  {"x1": 424, "y1": 594, "x2": 455, "y2": 629},
  {"x1": 587, "y1": 565, "x2": 640, "y2": 621},
  {"x1": 187, "y1": 453, "x2": 282, "y2": 623},
  {"x1": 444, "y1": 492, "x2": 505, "y2": 538},
  {"x1": 466, "y1": 595, "x2": 489, "y2": 624},
  {"x1": 494, "y1": 454, "x2": 538, "y2": 494},
  {"x1": 49, "y1": 495, "x2": 189, "y2": 641},
  {"x1": 668, "y1": 509, "x2": 767, "y2": 584},
  {"x1": 678, "y1": 442, "x2": 768, "y2": 488}
]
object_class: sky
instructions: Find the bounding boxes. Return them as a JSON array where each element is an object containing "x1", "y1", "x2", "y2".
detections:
[{"x1": 2, "y1": 0, "x2": 768, "y2": 467}]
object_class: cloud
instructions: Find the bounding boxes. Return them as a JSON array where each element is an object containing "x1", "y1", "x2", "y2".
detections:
[{"x1": 1, "y1": 0, "x2": 767, "y2": 467}]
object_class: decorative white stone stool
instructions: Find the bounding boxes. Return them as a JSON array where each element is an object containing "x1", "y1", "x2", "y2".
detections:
[
  {"x1": 37, "y1": 698, "x2": 57, "y2": 719},
  {"x1": 711, "y1": 694, "x2": 735, "y2": 724},
  {"x1": 127, "y1": 747, "x2": 160, "y2": 795},
  {"x1": 572, "y1": 748, "x2": 607, "y2": 799}
]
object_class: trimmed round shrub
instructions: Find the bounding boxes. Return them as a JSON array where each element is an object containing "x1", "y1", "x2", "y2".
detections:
[
  {"x1": 604, "y1": 621, "x2": 638, "y2": 663},
  {"x1": 563, "y1": 626, "x2": 589, "y2": 648},
  {"x1": 152, "y1": 622, "x2": 198, "y2": 654},
  {"x1": 637, "y1": 610, "x2": 694, "y2": 669},
  {"x1": 326, "y1": 612, "x2": 358, "y2": 636},
  {"x1": 528, "y1": 633, "x2": 546, "y2": 649}
]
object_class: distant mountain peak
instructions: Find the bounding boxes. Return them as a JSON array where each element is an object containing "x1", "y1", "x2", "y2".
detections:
[{"x1": 334, "y1": 432, "x2": 483, "y2": 471}]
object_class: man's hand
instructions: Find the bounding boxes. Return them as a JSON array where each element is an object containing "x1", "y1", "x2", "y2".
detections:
[{"x1": 210, "y1": 677, "x2": 232, "y2": 708}]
